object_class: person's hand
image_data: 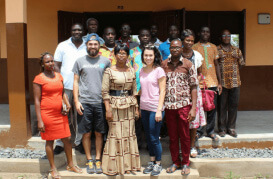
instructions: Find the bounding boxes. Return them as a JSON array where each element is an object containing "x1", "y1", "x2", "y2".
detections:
[
  {"x1": 155, "y1": 110, "x2": 162, "y2": 122},
  {"x1": 75, "y1": 101, "x2": 84, "y2": 115},
  {"x1": 187, "y1": 108, "x2": 196, "y2": 122},
  {"x1": 38, "y1": 121, "x2": 45, "y2": 133},
  {"x1": 217, "y1": 84, "x2": 222, "y2": 95},
  {"x1": 106, "y1": 110, "x2": 113, "y2": 121},
  {"x1": 62, "y1": 104, "x2": 71, "y2": 116},
  {"x1": 135, "y1": 109, "x2": 140, "y2": 120}
]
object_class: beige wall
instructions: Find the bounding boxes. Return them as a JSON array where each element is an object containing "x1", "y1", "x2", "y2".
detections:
[{"x1": 1, "y1": 0, "x2": 273, "y2": 65}]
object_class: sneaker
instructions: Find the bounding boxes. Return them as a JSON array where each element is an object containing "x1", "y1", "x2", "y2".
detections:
[
  {"x1": 151, "y1": 163, "x2": 162, "y2": 176},
  {"x1": 53, "y1": 146, "x2": 64, "y2": 155},
  {"x1": 190, "y1": 147, "x2": 198, "y2": 158},
  {"x1": 86, "y1": 160, "x2": 96, "y2": 174},
  {"x1": 95, "y1": 160, "x2": 102, "y2": 174},
  {"x1": 143, "y1": 161, "x2": 154, "y2": 174}
]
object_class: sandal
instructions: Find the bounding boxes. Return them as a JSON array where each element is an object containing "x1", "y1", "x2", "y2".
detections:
[
  {"x1": 166, "y1": 164, "x2": 180, "y2": 173},
  {"x1": 181, "y1": 165, "x2": 190, "y2": 176},
  {"x1": 207, "y1": 134, "x2": 219, "y2": 142},
  {"x1": 190, "y1": 147, "x2": 198, "y2": 158},
  {"x1": 66, "y1": 165, "x2": 83, "y2": 173},
  {"x1": 49, "y1": 168, "x2": 61, "y2": 179}
]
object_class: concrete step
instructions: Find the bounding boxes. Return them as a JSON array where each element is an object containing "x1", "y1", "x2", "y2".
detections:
[
  {"x1": 27, "y1": 133, "x2": 273, "y2": 151},
  {"x1": 49, "y1": 166, "x2": 200, "y2": 179}
]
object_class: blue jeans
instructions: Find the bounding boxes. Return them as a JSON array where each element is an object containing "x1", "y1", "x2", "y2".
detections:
[{"x1": 141, "y1": 110, "x2": 163, "y2": 161}]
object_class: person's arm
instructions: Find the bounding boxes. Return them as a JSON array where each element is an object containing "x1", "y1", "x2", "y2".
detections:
[
  {"x1": 188, "y1": 85, "x2": 197, "y2": 122},
  {"x1": 102, "y1": 68, "x2": 113, "y2": 121},
  {"x1": 54, "y1": 61, "x2": 62, "y2": 73},
  {"x1": 132, "y1": 69, "x2": 139, "y2": 120},
  {"x1": 33, "y1": 83, "x2": 45, "y2": 133},
  {"x1": 214, "y1": 58, "x2": 222, "y2": 95},
  {"x1": 155, "y1": 76, "x2": 166, "y2": 122},
  {"x1": 73, "y1": 74, "x2": 84, "y2": 115}
]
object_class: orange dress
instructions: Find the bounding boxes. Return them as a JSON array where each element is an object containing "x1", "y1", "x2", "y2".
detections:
[{"x1": 33, "y1": 72, "x2": 70, "y2": 140}]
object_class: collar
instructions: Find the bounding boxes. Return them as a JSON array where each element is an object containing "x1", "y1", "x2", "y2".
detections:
[
  {"x1": 69, "y1": 37, "x2": 85, "y2": 46},
  {"x1": 118, "y1": 36, "x2": 133, "y2": 43},
  {"x1": 198, "y1": 41, "x2": 211, "y2": 47},
  {"x1": 100, "y1": 44, "x2": 116, "y2": 51},
  {"x1": 219, "y1": 44, "x2": 235, "y2": 52},
  {"x1": 167, "y1": 55, "x2": 184, "y2": 64}
]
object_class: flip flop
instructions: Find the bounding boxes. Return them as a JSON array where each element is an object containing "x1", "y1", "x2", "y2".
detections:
[
  {"x1": 66, "y1": 165, "x2": 83, "y2": 173},
  {"x1": 49, "y1": 168, "x2": 61, "y2": 179},
  {"x1": 181, "y1": 165, "x2": 190, "y2": 176},
  {"x1": 166, "y1": 164, "x2": 180, "y2": 173}
]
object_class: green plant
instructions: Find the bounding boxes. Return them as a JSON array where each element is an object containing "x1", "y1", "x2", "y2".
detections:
[{"x1": 224, "y1": 171, "x2": 241, "y2": 179}]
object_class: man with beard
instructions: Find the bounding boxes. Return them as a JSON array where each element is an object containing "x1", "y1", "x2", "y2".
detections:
[
  {"x1": 150, "y1": 24, "x2": 162, "y2": 48},
  {"x1": 129, "y1": 28, "x2": 151, "y2": 149},
  {"x1": 83, "y1": 18, "x2": 104, "y2": 45},
  {"x1": 162, "y1": 39, "x2": 197, "y2": 176},
  {"x1": 192, "y1": 26, "x2": 222, "y2": 144},
  {"x1": 116, "y1": 23, "x2": 138, "y2": 49},
  {"x1": 99, "y1": 27, "x2": 118, "y2": 65},
  {"x1": 73, "y1": 33, "x2": 111, "y2": 174},
  {"x1": 159, "y1": 25, "x2": 180, "y2": 60},
  {"x1": 53, "y1": 23, "x2": 87, "y2": 155}
]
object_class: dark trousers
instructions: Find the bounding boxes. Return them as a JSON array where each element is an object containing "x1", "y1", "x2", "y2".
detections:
[
  {"x1": 197, "y1": 87, "x2": 218, "y2": 136},
  {"x1": 135, "y1": 96, "x2": 144, "y2": 149},
  {"x1": 218, "y1": 87, "x2": 240, "y2": 132}
]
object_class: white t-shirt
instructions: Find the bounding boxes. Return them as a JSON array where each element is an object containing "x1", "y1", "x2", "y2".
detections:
[{"x1": 54, "y1": 37, "x2": 87, "y2": 90}]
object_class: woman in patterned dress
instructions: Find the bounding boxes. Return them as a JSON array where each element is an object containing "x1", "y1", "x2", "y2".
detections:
[
  {"x1": 181, "y1": 30, "x2": 206, "y2": 158},
  {"x1": 101, "y1": 44, "x2": 141, "y2": 175}
]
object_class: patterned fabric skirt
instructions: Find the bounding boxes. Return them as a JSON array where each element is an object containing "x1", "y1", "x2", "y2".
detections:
[
  {"x1": 190, "y1": 88, "x2": 206, "y2": 129},
  {"x1": 102, "y1": 105, "x2": 141, "y2": 175}
]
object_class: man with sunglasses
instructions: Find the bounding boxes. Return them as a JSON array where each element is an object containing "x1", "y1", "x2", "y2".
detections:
[{"x1": 217, "y1": 29, "x2": 245, "y2": 138}]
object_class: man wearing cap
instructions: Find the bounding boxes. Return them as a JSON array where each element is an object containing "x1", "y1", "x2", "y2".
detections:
[
  {"x1": 53, "y1": 23, "x2": 87, "y2": 155},
  {"x1": 73, "y1": 33, "x2": 111, "y2": 174}
]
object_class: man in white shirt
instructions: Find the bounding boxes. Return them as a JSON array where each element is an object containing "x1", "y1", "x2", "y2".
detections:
[{"x1": 53, "y1": 23, "x2": 87, "y2": 154}]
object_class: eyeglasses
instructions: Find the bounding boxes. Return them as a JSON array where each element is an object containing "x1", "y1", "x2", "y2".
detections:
[
  {"x1": 222, "y1": 35, "x2": 231, "y2": 37},
  {"x1": 170, "y1": 46, "x2": 182, "y2": 50}
]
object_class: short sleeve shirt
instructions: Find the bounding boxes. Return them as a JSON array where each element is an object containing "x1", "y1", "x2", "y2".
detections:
[
  {"x1": 161, "y1": 57, "x2": 198, "y2": 110},
  {"x1": 129, "y1": 46, "x2": 143, "y2": 93},
  {"x1": 54, "y1": 37, "x2": 87, "y2": 90},
  {"x1": 72, "y1": 55, "x2": 111, "y2": 104},
  {"x1": 139, "y1": 67, "x2": 166, "y2": 112},
  {"x1": 192, "y1": 42, "x2": 219, "y2": 88},
  {"x1": 217, "y1": 45, "x2": 245, "y2": 89},
  {"x1": 99, "y1": 45, "x2": 117, "y2": 66},
  {"x1": 159, "y1": 39, "x2": 171, "y2": 61}
]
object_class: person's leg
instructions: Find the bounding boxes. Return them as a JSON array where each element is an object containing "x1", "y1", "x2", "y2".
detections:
[
  {"x1": 206, "y1": 87, "x2": 218, "y2": 136},
  {"x1": 135, "y1": 96, "x2": 144, "y2": 149},
  {"x1": 141, "y1": 110, "x2": 155, "y2": 159},
  {"x1": 61, "y1": 137, "x2": 73, "y2": 167},
  {"x1": 219, "y1": 87, "x2": 228, "y2": 135},
  {"x1": 46, "y1": 140, "x2": 56, "y2": 169},
  {"x1": 177, "y1": 106, "x2": 191, "y2": 167},
  {"x1": 148, "y1": 111, "x2": 163, "y2": 163},
  {"x1": 165, "y1": 109, "x2": 181, "y2": 166},
  {"x1": 227, "y1": 87, "x2": 240, "y2": 134},
  {"x1": 82, "y1": 132, "x2": 92, "y2": 160},
  {"x1": 190, "y1": 129, "x2": 197, "y2": 148},
  {"x1": 94, "y1": 132, "x2": 103, "y2": 160}
]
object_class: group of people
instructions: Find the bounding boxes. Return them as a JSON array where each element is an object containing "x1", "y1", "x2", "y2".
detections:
[{"x1": 33, "y1": 17, "x2": 245, "y2": 178}]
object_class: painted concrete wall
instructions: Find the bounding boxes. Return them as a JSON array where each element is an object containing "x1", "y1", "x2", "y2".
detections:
[{"x1": 1, "y1": 0, "x2": 273, "y2": 65}]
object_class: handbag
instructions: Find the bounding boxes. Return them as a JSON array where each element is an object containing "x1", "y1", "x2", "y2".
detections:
[{"x1": 200, "y1": 75, "x2": 216, "y2": 112}]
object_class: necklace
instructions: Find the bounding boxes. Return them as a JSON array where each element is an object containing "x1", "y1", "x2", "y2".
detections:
[{"x1": 182, "y1": 50, "x2": 193, "y2": 58}]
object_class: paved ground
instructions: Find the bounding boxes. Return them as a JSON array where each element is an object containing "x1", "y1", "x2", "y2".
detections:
[{"x1": 0, "y1": 104, "x2": 273, "y2": 134}]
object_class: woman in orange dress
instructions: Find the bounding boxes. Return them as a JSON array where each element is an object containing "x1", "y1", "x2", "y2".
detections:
[{"x1": 33, "y1": 52, "x2": 82, "y2": 178}]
